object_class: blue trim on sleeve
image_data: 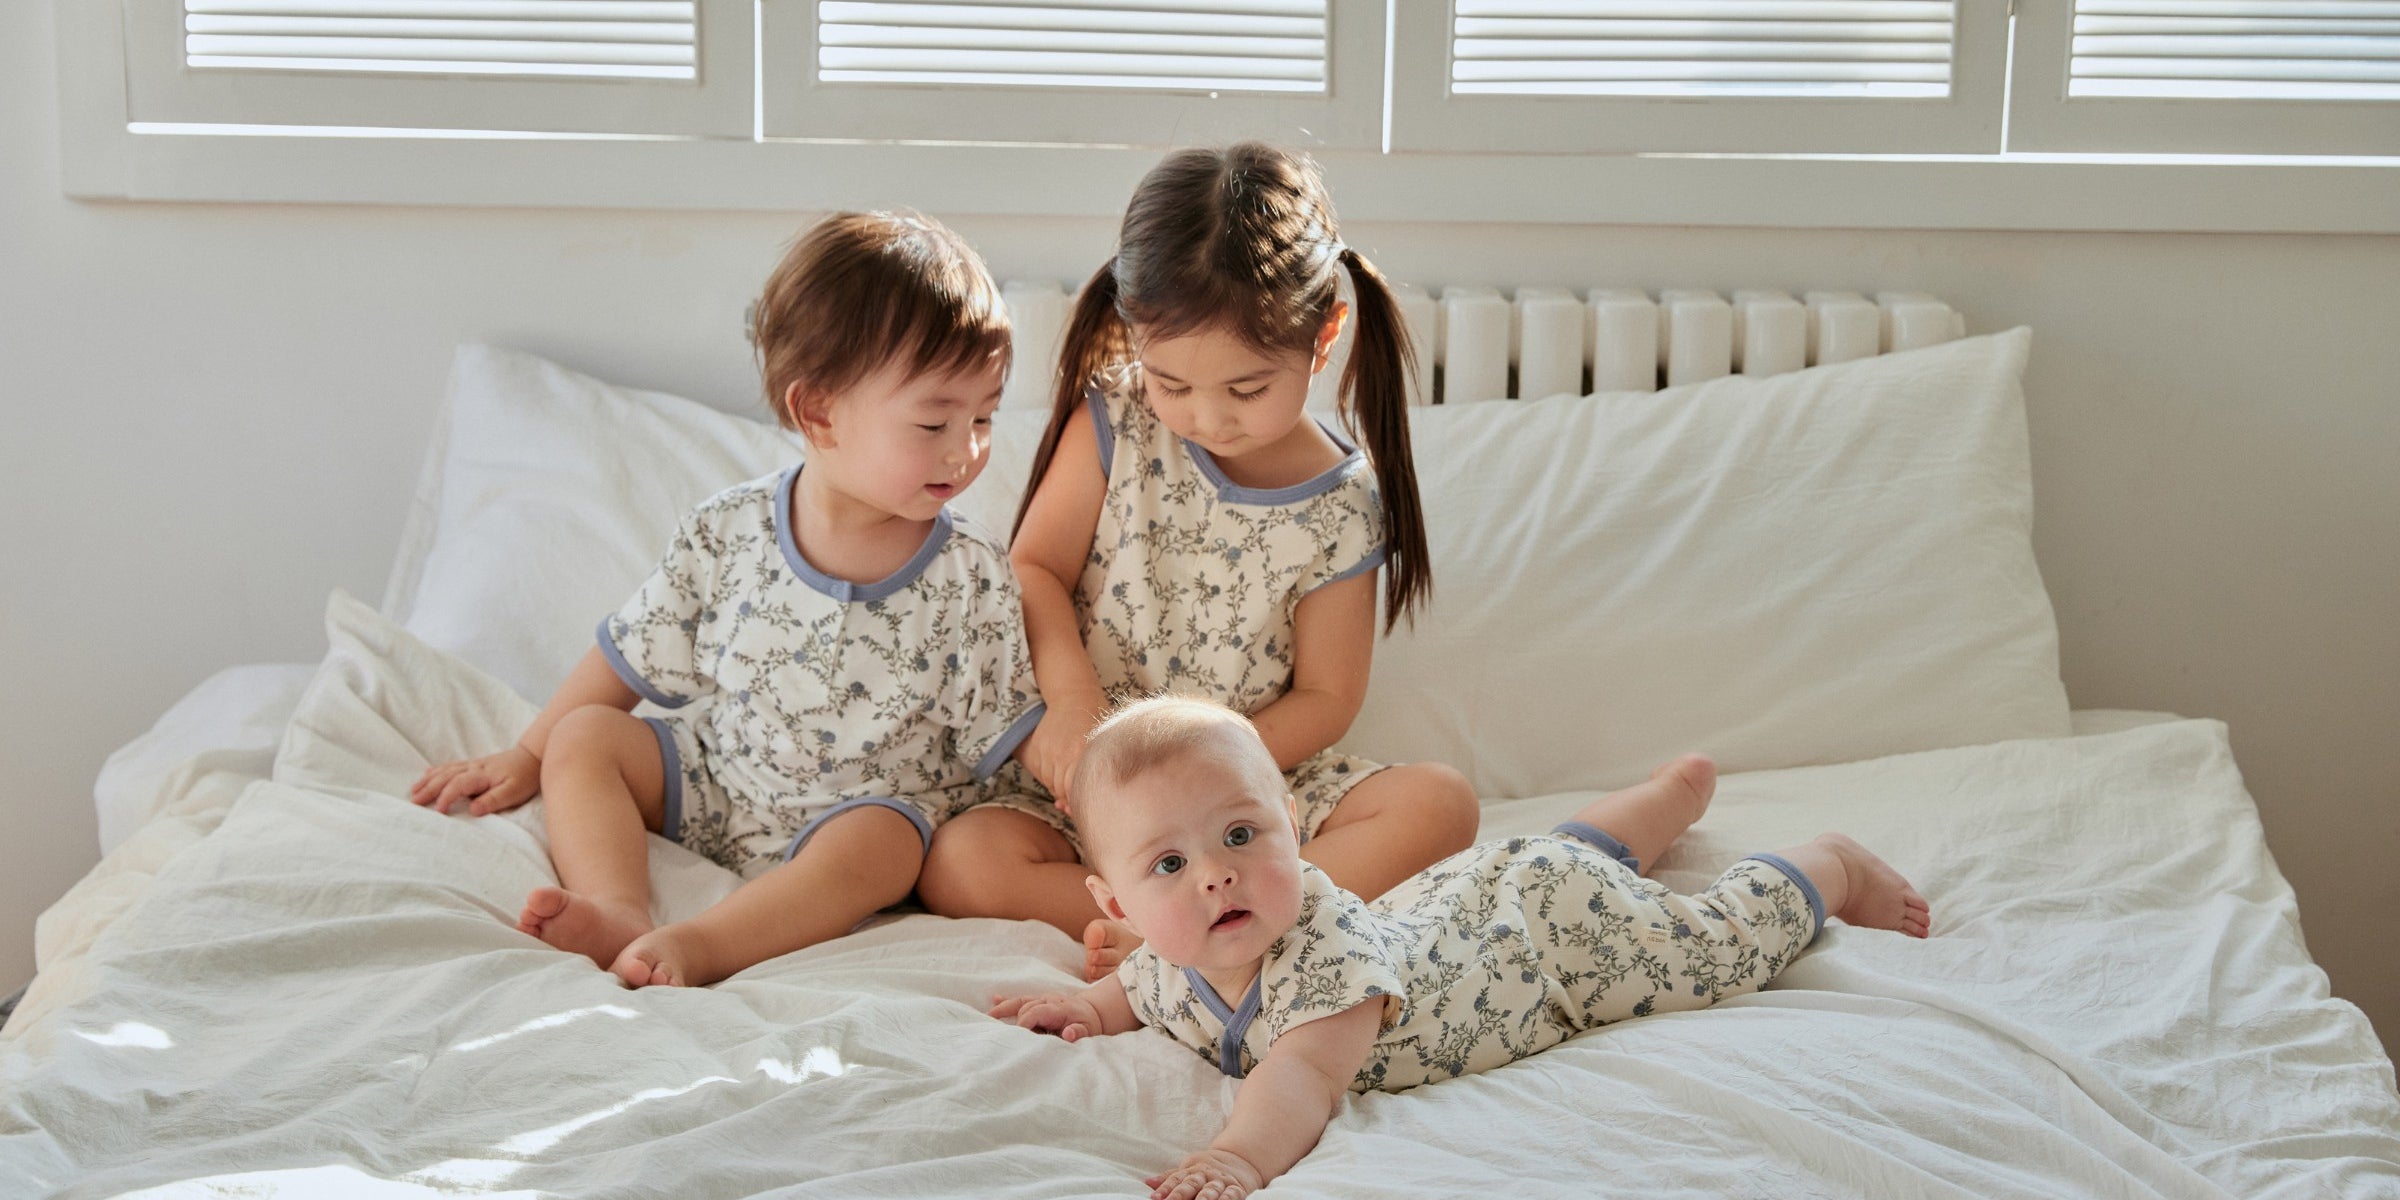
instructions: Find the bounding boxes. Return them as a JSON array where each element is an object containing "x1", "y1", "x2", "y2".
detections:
[
  {"x1": 1301, "y1": 544, "x2": 1388, "y2": 599},
  {"x1": 639, "y1": 717, "x2": 684, "y2": 843},
  {"x1": 775, "y1": 465, "x2": 955, "y2": 603},
  {"x1": 597, "y1": 617, "x2": 690, "y2": 709},
  {"x1": 784, "y1": 796, "x2": 936, "y2": 860},
  {"x1": 1085, "y1": 386, "x2": 1115, "y2": 480},
  {"x1": 1551, "y1": 821, "x2": 1641, "y2": 873},
  {"x1": 975, "y1": 701, "x2": 1047, "y2": 780},
  {"x1": 1746, "y1": 853, "x2": 1827, "y2": 941}
]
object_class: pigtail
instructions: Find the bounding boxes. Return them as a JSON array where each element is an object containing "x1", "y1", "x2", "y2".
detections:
[
  {"x1": 1336, "y1": 247, "x2": 1432, "y2": 632},
  {"x1": 1012, "y1": 257, "x2": 1132, "y2": 543}
]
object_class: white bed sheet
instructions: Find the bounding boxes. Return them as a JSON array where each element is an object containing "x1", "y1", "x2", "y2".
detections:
[{"x1": 8, "y1": 599, "x2": 2396, "y2": 1198}]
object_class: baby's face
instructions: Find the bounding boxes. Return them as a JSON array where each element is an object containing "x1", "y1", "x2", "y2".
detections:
[{"x1": 1085, "y1": 747, "x2": 1304, "y2": 974}]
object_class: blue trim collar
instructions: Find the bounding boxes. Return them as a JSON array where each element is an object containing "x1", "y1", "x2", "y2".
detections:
[
  {"x1": 1183, "y1": 967, "x2": 1263, "y2": 1078},
  {"x1": 1183, "y1": 418, "x2": 1364, "y2": 507},
  {"x1": 775, "y1": 465, "x2": 953, "y2": 603}
]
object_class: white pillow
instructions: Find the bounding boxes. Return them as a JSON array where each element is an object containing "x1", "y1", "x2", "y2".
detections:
[
  {"x1": 1335, "y1": 327, "x2": 2069, "y2": 797},
  {"x1": 393, "y1": 344, "x2": 1053, "y2": 703}
]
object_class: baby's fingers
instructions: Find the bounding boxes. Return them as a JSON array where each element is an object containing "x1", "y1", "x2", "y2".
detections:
[
  {"x1": 431, "y1": 772, "x2": 490, "y2": 815},
  {"x1": 987, "y1": 995, "x2": 1031, "y2": 1020}
]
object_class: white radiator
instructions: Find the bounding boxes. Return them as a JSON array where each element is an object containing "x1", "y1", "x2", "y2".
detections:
[{"x1": 996, "y1": 282, "x2": 1966, "y2": 411}]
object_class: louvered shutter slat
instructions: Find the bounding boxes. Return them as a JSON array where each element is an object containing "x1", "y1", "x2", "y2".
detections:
[
  {"x1": 183, "y1": 1, "x2": 697, "y2": 80},
  {"x1": 1451, "y1": 1, "x2": 1958, "y2": 98},
  {"x1": 817, "y1": 2, "x2": 1327, "y2": 92},
  {"x1": 2068, "y1": 2, "x2": 2400, "y2": 99}
]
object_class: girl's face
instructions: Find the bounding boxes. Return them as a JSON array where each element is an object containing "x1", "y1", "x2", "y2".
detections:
[
  {"x1": 1084, "y1": 747, "x2": 1304, "y2": 975},
  {"x1": 1134, "y1": 308, "x2": 1344, "y2": 463},
  {"x1": 798, "y1": 357, "x2": 1005, "y2": 523}
]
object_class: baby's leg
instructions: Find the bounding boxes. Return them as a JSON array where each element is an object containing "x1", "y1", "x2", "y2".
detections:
[
  {"x1": 1763, "y1": 833, "x2": 1931, "y2": 938},
  {"x1": 1558, "y1": 754, "x2": 1714, "y2": 875},
  {"x1": 524, "y1": 706, "x2": 668, "y2": 968},
  {"x1": 613, "y1": 803, "x2": 925, "y2": 988},
  {"x1": 1303, "y1": 762, "x2": 1480, "y2": 900},
  {"x1": 917, "y1": 806, "x2": 1099, "y2": 938}
]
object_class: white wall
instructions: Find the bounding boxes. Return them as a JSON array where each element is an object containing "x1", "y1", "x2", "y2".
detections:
[{"x1": 5, "y1": 5, "x2": 2394, "y2": 1057}]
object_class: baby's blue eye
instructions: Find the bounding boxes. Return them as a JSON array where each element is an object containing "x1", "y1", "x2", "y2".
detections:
[
  {"x1": 1152, "y1": 854, "x2": 1185, "y2": 876},
  {"x1": 1225, "y1": 825, "x2": 1254, "y2": 848}
]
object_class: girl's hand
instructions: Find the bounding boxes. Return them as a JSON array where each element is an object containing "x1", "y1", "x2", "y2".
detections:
[
  {"x1": 1017, "y1": 702, "x2": 1099, "y2": 813},
  {"x1": 1144, "y1": 1150, "x2": 1264, "y2": 1200},
  {"x1": 988, "y1": 992, "x2": 1106, "y2": 1042},
  {"x1": 410, "y1": 746, "x2": 541, "y2": 816}
]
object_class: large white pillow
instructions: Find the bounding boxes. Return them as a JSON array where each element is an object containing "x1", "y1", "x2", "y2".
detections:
[
  {"x1": 1335, "y1": 327, "x2": 2068, "y2": 797},
  {"x1": 392, "y1": 332, "x2": 2066, "y2": 800}
]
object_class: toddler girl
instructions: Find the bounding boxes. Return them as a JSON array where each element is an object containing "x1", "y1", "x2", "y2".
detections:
[
  {"x1": 410, "y1": 212, "x2": 1045, "y2": 989},
  {"x1": 994, "y1": 697, "x2": 1930, "y2": 1199},
  {"x1": 919, "y1": 143, "x2": 1479, "y2": 976}
]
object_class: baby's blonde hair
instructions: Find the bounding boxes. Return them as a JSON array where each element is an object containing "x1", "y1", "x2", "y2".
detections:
[{"x1": 1072, "y1": 696, "x2": 1284, "y2": 864}]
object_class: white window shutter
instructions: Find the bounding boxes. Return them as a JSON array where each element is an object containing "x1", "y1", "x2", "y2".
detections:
[
  {"x1": 2010, "y1": 0, "x2": 2400, "y2": 154},
  {"x1": 1389, "y1": 0, "x2": 2009, "y2": 154},
  {"x1": 122, "y1": 0, "x2": 753, "y2": 136},
  {"x1": 761, "y1": 0, "x2": 1385, "y2": 148}
]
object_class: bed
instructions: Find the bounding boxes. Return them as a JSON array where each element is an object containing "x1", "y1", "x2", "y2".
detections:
[{"x1": 5, "y1": 329, "x2": 2396, "y2": 1199}]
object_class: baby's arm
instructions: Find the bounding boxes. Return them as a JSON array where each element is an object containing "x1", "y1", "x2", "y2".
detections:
[
  {"x1": 409, "y1": 647, "x2": 638, "y2": 815},
  {"x1": 1245, "y1": 569, "x2": 1377, "y2": 771},
  {"x1": 1148, "y1": 998, "x2": 1383, "y2": 1200},
  {"x1": 1008, "y1": 405, "x2": 1112, "y2": 806},
  {"x1": 988, "y1": 975, "x2": 1141, "y2": 1042}
]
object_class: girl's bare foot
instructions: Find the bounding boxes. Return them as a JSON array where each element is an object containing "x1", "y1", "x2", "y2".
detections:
[
  {"x1": 611, "y1": 924, "x2": 710, "y2": 988},
  {"x1": 1084, "y1": 918, "x2": 1144, "y2": 982},
  {"x1": 1816, "y1": 833, "x2": 1932, "y2": 938},
  {"x1": 518, "y1": 886, "x2": 652, "y2": 969}
]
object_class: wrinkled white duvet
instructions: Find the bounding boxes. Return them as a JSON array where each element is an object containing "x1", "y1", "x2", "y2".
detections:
[{"x1": 4, "y1": 594, "x2": 2396, "y2": 1199}]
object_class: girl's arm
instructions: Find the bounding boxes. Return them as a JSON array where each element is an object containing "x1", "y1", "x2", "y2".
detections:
[
  {"x1": 1147, "y1": 999, "x2": 1384, "y2": 1200},
  {"x1": 988, "y1": 974, "x2": 1143, "y2": 1041},
  {"x1": 1009, "y1": 406, "x2": 1113, "y2": 806},
  {"x1": 409, "y1": 646, "x2": 640, "y2": 814},
  {"x1": 1246, "y1": 570, "x2": 1377, "y2": 772}
]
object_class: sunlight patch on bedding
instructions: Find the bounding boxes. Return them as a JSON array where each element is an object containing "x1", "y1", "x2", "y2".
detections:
[
  {"x1": 115, "y1": 1164, "x2": 538, "y2": 1199},
  {"x1": 73, "y1": 1021, "x2": 172, "y2": 1049},
  {"x1": 758, "y1": 1045, "x2": 848, "y2": 1083},
  {"x1": 494, "y1": 1075, "x2": 735, "y2": 1157},
  {"x1": 451, "y1": 1003, "x2": 639, "y2": 1053}
]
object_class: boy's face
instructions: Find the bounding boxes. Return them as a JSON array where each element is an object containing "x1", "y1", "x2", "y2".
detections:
[
  {"x1": 1084, "y1": 740, "x2": 1304, "y2": 974},
  {"x1": 802, "y1": 357, "x2": 1005, "y2": 523}
]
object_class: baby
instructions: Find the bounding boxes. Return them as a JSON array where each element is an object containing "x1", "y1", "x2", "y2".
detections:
[{"x1": 991, "y1": 697, "x2": 1929, "y2": 1199}]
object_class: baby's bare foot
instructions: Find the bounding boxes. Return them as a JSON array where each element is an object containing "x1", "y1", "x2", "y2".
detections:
[
  {"x1": 518, "y1": 886, "x2": 652, "y2": 969},
  {"x1": 1817, "y1": 833, "x2": 1932, "y2": 938},
  {"x1": 1653, "y1": 753, "x2": 1716, "y2": 824},
  {"x1": 610, "y1": 924, "x2": 710, "y2": 989},
  {"x1": 1083, "y1": 918, "x2": 1144, "y2": 982}
]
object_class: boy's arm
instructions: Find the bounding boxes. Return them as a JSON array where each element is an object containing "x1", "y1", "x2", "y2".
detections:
[
  {"x1": 1245, "y1": 570, "x2": 1376, "y2": 772},
  {"x1": 1007, "y1": 407, "x2": 1112, "y2": 804},
  {"x1": 410, "y1": 646, "x2": 638, "y2": 813},
  {"x1": 1153, "y1": 998, "x2": 1384, "y2": 1198}
]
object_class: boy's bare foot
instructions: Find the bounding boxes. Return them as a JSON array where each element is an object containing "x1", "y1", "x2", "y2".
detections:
[
  {"x1": 1654, "y1": 754, "x2": 1716, "y2": 825},
  {"x1": 1083, "y1": 918, "x2": 1144, "y2": 982},
  {"x1": 518, "y1": 886, "x2": 652, "y2": 969},
  {"x1": 1816, "y1": 833, "x2": 1932, "y2": 938},
  {"x1": 611, "y1": 924, "x2": 710, "y2": 988}
]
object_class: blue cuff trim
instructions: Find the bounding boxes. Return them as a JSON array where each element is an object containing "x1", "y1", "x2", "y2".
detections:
[
  {"x1": 597, "y1": 618, "x2": 689, "y2": 709},
  {"x1": 1747, "y1": 853, "x2": 1826, "y2": 941},
  {"x1": 784, "y1": 796, "x2": 935, "y2": 860},
  {"x1": 640, "y1": 717, "x2": 684, "y2": 844},
  {"x1": 1303, "y1": 545, "x2": 1388, "y2": 598},
  {"x1": 1552, "y1": 821, "x2": 1640, "y2": 873},
  {"x1": 1085, "y1": 387, "x2": 1115, "y2": 480},
  {"x1": 975, "y1": 702, "x2": 1047, "y2": 780}
]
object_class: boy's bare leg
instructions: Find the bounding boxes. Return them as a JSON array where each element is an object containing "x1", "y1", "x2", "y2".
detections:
[
  {"x1": 613, "y1": 804, "x2": 927, "y2": 987},
  {"x1": 524, "y1": 706, "x2": 668, "y2": 968},
  {"x1": 1302, "y1": 761, "x2": 1481, "y2": 900},
  {"x1": 1562, "y1": 754, "x2": 1716, "y2": 874},
  {"x1": 1768, "y1": 833, "x2": 1932, "y2": 938}
]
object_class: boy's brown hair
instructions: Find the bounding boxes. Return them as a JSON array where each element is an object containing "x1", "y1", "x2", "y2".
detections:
[{"x1": 751, "y1": 211, "x2": 1011, "y2": 430}]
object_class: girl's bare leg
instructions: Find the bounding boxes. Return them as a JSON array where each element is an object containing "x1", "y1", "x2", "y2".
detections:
[
  {"x1": 613, "y1": 804, "x2": 928, "y2": 987},
  {"x1": 1301, "y1": 761, "x2": 1481, "y2": 901},
  {"x1": 1562, "y1": 754, "x2": 1716, "y2": 874},
  {"x1": 523, "y1": 706, "x2": 668, "y2": 968},
  {"x1": 917, "y1": 806, "x2": 1102, "y2": 939},
  {"x1": 1763, "y1": 833, "x2": 1932, "y2": 938}
]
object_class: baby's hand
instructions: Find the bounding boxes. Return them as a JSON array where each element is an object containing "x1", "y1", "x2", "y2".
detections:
[
  {"x1": 410, "y1": 746, "x2": 541, "y2": 816},
  {"x1": 1145, "y1": 1149, "x2": 1264, "y2": 1200},
  {"x1": 988, "y1": 992, "x2": 1105, "y2": 1042}
]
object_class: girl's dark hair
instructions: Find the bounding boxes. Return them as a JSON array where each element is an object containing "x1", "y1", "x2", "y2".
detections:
[
  {"x1": 1014, "y1": 142, "x2": 1430, "y2": 631},
  {"x1": 751, "y1": 210, "x2": 1010, "y2": 430}
]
